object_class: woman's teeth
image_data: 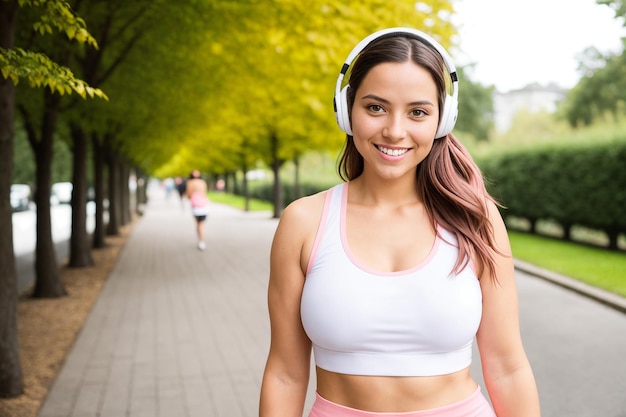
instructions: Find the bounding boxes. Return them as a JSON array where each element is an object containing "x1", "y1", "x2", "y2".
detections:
[{"x1": 377, "y1": 145, "x2": 408, "y2": 156}]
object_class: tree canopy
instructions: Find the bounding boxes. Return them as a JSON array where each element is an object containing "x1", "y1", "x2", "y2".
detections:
[
  {"x1": 0, "y1": 0, "x2": 106, "y2": 99},
  {"x1": 561, "y1": 43, "x2": 626, "y2": 127},
  {"x1": 85, "y1": 0, "x2": 459, "y2": 178},
  {"x1": 6, "y1": 0, "x2": 497, "y2": 180},
  {"x1": 560, "y1": 0, "x2": 626, "y2": 127}
]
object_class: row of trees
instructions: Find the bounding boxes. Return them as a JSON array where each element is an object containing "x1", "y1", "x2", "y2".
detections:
[{"x1": 1, "y1": 0, "x2": 108, "y2": 398}]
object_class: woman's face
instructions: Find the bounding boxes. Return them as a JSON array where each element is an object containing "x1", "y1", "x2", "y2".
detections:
[{"x1": 350, "y1": 61, "x2": 439, "y2": 181}]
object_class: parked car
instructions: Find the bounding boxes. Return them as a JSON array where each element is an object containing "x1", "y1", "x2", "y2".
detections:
[
  {"x1": 51, "y1": 182, "x2": 73, "y2": 204},
  {"x1": 10, "y1": 184, "x2": 31, "y2": 212}
]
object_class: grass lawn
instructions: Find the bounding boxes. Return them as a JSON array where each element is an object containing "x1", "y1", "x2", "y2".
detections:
[
  {"x1": 208, "y1": 191, "x2": 273, "y2": 212},
  {"x1": 509, "y1": 231, "x2": 626, "y2": 298}
]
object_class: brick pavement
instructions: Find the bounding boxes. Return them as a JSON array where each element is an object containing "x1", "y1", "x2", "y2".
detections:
[{"x1": 36, "y1": 187, "x2": 316, "y2": 417}]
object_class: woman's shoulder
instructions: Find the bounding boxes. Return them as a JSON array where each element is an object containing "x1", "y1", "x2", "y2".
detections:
[
  {"x1": 282, "y1": 187, "x2": 332, "y2": 224},
  {"x1": 276, "y1": 186, "x2": 340, "y2": 240},
  {"x1": 272, "y1": 188, "x2": 333, "y2": 263}
]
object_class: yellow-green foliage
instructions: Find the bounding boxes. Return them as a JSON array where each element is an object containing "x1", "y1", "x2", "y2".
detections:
[{"x1": 0, "y1": 48, "x2": 107, "y2": 100}]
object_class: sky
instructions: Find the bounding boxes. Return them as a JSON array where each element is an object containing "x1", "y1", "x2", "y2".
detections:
[{"x1": 450, "y1": 0, "x2": 625, "y2": 92}]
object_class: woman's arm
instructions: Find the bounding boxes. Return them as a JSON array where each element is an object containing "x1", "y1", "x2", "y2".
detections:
[
  {"x1": 259, "y1": 198, "x2": 319, "y2": 417},
  {"x1": 477, "y1": 202, "x2": 541, "y2": 417}
]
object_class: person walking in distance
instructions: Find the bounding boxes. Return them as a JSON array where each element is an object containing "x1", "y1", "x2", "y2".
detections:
[
  {"x1": 185, "y1": 170, "x2": 209, "y2": 250},
  {"x1": 259, "y1": 28, "x2": 540, "y2": 417},
  {"x1": 175, "y1": 176, "x2": 187, "y2": 208}
]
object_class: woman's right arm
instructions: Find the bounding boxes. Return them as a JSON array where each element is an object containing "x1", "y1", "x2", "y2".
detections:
[{"x1": 259, "y1": 198, "x2": 318, "y2": 417}]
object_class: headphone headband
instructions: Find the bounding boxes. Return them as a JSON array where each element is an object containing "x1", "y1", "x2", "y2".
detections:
[{"x1": 333, "y1": 27, "x2": 459, "y2": 138}]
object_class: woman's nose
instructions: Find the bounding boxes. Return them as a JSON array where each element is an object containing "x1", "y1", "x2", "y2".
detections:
[{"x1": 382, "y1": 114, "x2": 407, "y2": 141}]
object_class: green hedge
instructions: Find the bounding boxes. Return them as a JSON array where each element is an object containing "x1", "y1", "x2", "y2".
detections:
[
  {"x1": 478, "y1": 140, "x2": 626, "y2": 249},
  {"x1": 237, "y1": 181, "x2": 337, "y2": 207}
]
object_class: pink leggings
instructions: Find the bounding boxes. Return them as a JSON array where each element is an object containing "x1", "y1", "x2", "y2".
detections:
[{"x1": 308, "y1": 386, "x2": 496, "y2": 417}]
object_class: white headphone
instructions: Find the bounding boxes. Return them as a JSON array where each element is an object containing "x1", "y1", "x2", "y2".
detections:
[{"x1": 333, "y1": 27, "x2": 459, "y2": 138}]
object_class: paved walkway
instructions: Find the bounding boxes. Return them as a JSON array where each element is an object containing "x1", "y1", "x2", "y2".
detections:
[
  {"x1": 36, "y1": 187, "x2": 306, "y2": 417},
  {"x1": 36, "y1": 186, "x2": 626, "y2": 417}
]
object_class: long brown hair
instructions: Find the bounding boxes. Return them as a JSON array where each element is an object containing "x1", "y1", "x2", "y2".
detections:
[{"x1": 337, "y1": 35, "x2": 501, "y2": 282}]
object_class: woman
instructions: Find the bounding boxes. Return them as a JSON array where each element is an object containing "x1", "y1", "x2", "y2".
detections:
[
  {"x1": 185, "y1": 169, "x2": 209, "y2": 250},
  {"x1": 259, "y1": 28, "x2": 540, "y2": 417}
]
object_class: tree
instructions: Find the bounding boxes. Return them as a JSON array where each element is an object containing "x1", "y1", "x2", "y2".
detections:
[
  {"x1": 76, "y1": 0, "x2": 228, "y2": 169},
  {"x1": 561, "y1": 45, "x2": 626, "y2": 127},
  {"x1": 62, "y1": 0, "x2": 155, "y2": 267},
  {"x1": 560, "y1": 1, "x2": 626, "y2": 127},
  {"x1": 0, "y1": 0, "x2": 22, "y2": 399},
  {"x1": 154, "y1": 0, "x2": 458, "y2": 216},
  {"x1": 0, "y1": 0, "x2": 104, "y2": 398},
  {"x1": 13, "y1": 4, "x2": 106, "y2": 297},
  {"x1": 14, "y1": 0, "x2": 209, "y2": 279},
  {"x1": 455, "y1": 65, "x2": 495, "y2": 141}
]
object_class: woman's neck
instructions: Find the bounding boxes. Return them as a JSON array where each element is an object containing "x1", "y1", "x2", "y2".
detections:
[{"x1": 348, "y1": 174, "x2": 421, "y2": 208}]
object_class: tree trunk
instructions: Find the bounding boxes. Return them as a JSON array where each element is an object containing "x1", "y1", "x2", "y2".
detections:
[
  {"x1": 270, "y1": 133, "x2": 284, "y2": 218},
  {"x1": 240, "y1": 162, "x2": 250, "y2": 212},
  {"x1": 134, "y1": 170, "x2": 142, "y2": 215},
  {"x1": 607, "y1": 228, "x2": 619, "y2": 251},
  {"x1": 0, "y1": 0, "x2": 24, "y2": 398},
  {"x1": 293, "y1": 155, "x2": 301, "y2": 199},
  {"x1": 140, "y1": 173, "x2": 148, "y2": 206},
  {"x1": 230, "y1": 171, "x2": 238, "y2": 195},
  {"x1": 271, "y1": 160, "x2": 283, "y2": 219},
  {"x1": 120, "y1": 161, "x2": 130, "y2": 225},
  {"x1": 68, "y1": 124, "x2": 93, "y2": 267},
  {"x1": 562, "y1": 223, "x2": 572, "y2": 241},
  {"x1": 106, "y1": 147, "x2": 120, "y2": 236},
  {"x1": 91, "y1": 133, "x2": 106, "y2": 248},
  {"x1": 135, "y1": 168, "x2": 148, "y2": 215},
  {"x1": 32, "y1": 90, "x2": 66, "y2": 298}
]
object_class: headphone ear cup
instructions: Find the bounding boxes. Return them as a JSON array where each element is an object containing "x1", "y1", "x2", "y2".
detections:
[
  {"x1": 335, "y1": 85, "x2": 352, "y2": 135},
  {"x1": 435, "y1": 95, "x2": 458, "y2": 139}
]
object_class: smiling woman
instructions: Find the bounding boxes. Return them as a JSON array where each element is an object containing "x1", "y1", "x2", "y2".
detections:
[{"x1": 259, "y1": 28, "x2": 540, "y2": 417}]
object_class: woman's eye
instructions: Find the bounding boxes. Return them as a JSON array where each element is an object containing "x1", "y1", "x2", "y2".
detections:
[
  {"x1": 410, "y1": 109, "x2": 426, "y2": 117},
  {"x1": 367, "y1": 104, "x2": 384, "y2": 113}
]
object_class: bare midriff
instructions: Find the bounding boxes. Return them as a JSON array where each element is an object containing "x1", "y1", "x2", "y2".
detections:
[{"x1": 315, "y1": 366, "x2": 478, "y2": 413}]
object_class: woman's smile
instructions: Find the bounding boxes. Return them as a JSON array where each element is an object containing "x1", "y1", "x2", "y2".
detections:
[{"x1": 375, "y1": 144, "x2": 411, "y2": 158}]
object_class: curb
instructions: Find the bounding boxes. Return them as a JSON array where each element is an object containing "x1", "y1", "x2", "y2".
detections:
[{"x1": 514, "y1": 259, "x2": 626, "y2": 315}]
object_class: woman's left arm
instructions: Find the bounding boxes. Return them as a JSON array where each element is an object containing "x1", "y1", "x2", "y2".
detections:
[{"x1": 476, "y1": 201, "x2": 541, "y2": 417}]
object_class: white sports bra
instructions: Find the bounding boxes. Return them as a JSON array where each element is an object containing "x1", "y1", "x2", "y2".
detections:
[{"x1": 300, "y1": 183, "x2": 483, "y2": 377}]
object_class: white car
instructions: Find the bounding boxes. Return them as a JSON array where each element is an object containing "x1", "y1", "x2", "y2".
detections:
[
  {"x1": 10, "y1": 184, "x2": 31, "y2": 212},
  {"x1": 51, "y1": 182, "x2": 73, "y2": 204}
]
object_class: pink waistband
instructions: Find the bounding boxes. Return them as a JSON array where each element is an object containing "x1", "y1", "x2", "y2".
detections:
[{"x1": 309, "y1": 386, "x2": 495, "y2": 417}]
